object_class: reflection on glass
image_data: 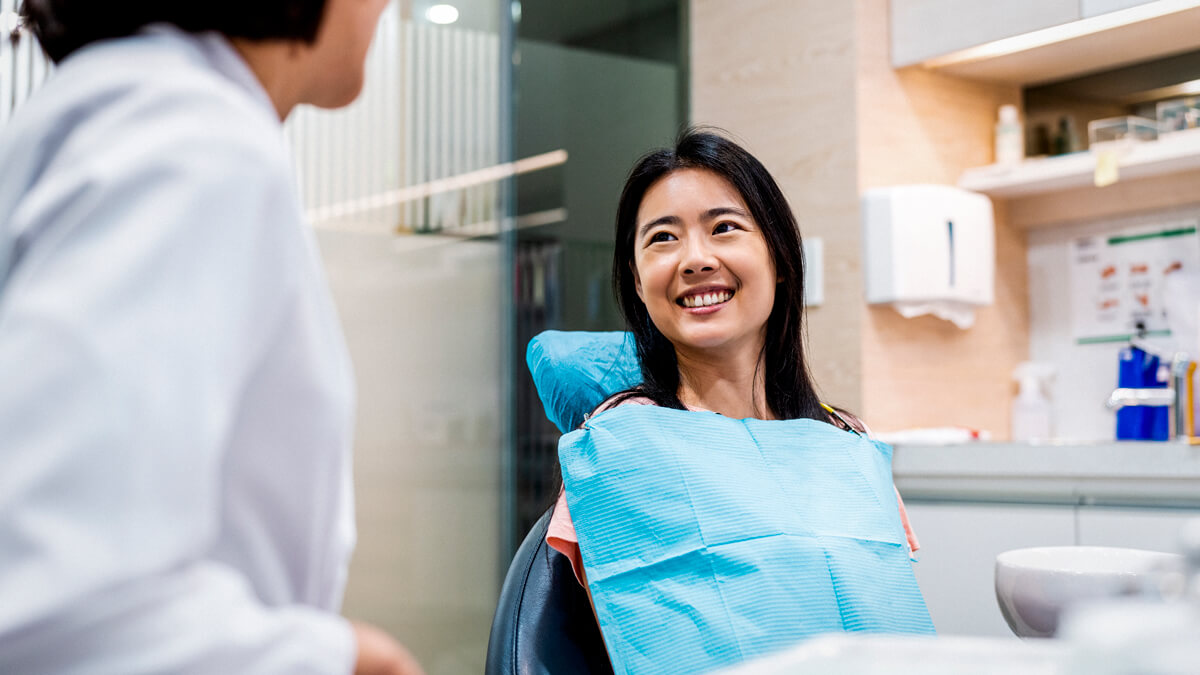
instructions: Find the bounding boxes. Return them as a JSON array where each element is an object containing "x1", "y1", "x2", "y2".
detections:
[{"x1": 511, "y1": 0, "x2": 686, "y2": 547}]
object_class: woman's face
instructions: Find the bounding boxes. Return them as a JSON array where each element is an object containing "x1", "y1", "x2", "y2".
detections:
[
  {"x1": 302, "y1": 0, "x2": 391, "y2": 108},
  {"x1": 632, "y1": 168, "x2": 777, "y2": 357}
]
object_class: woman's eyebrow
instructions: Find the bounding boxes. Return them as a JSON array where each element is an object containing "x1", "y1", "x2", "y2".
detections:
[
  {"x1": 638, "y1": 215, "x2": 680, "y2": 238},
  {"x1": 703, "y1": 206, "x2": 749, "y2": 220}
]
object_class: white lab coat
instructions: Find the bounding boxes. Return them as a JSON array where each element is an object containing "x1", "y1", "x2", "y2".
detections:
[{"x1": 0, "y1": 26, "x2": 358, "y2": 674}]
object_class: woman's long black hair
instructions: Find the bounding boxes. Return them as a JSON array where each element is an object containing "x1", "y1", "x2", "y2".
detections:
[
  {"x1": 611, "y1": 127, "x2": 827, "y2": 423},
  {"x1": 20, "y1": 0, "x2": 328, "y2": 64}
]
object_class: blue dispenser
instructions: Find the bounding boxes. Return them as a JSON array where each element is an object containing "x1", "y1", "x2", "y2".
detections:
[{"x1": 1116, "y1": 345, "x2": 1170, "y2": 441}]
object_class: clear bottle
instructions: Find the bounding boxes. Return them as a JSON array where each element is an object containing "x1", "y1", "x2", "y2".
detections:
[
  {"x1": 995, "y1": 104, "x2": 1024, "y2": 166},
  {"x1": 1011, "y1": 362, "x2": 1053, "y2": 442}
]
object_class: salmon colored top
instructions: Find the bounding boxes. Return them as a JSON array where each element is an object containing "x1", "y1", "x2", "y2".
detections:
[{"x1": 546, "y1": 398, "x2": 921, "y2": 587}]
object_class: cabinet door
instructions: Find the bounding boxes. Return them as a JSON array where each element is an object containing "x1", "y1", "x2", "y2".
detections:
[
  {"x1": 1076, "y1": 506, "x2": 1200, "y2": 553},
  {"x1": 903, "y1": 502, "x2": 1076, "y2": 638},
  {"x1": 1081, "y1": 0, "x2": 1157, "y2": 18},
  {"x1": 891, "y1": 0, "x2": 1079, "y2": 67}
]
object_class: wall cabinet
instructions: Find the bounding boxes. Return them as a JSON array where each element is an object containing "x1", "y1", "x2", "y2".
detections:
[
  {"x1": 891, "y1": 0, "x2": 1200, "y2": 85},
  {"x1": 905, "y1": 501, "x2": 1200, "y2": 638},
  {"x1": 1081, "y1": 0, "x2": 1156, "y2": 18},
  {"x1": 904, "y1": 502, "x2": 1075, "y2": 638},
  {"x1": 1076, "y1": 505, "x2": 1200, "y2": 551},
  {"x1": 891, "y1": 0, "x2": 1079, "y2": 67}
]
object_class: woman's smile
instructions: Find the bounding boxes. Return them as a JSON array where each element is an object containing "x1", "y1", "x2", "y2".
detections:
[{"x1": 677, "y1": 286, "x2": 735, "y2": 311}]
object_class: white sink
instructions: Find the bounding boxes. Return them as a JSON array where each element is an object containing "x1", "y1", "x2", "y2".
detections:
[{"x1": 994, "y1": 546, "x2": 1182, "y2": 638}]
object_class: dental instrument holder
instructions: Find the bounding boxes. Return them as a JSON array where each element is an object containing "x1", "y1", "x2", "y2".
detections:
[{"x1": 1106, "y1": 337, "x2": 1196, "y2": 442}]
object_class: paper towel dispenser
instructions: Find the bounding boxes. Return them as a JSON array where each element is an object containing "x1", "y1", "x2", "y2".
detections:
[{"x1": 862, "y1": 185, "x2": 994, "y2": 327}]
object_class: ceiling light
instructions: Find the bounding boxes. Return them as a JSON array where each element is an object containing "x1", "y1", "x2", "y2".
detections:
[
  {"x1": 1, "y1": 10, "x2": 21, "y2": 34},
  {"x1": 425, "y1": 4, "x2": 460, "y2": 25}
]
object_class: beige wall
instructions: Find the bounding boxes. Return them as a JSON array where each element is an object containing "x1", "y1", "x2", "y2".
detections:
[
  {"x1": 691, "y1": 0, "x2": 864, "y2": 411},
  {"x1": 691, "y1": 0, "x2": 1031, "y2": 436},
  {"x1": 856, "y1": 0, "x2": 1028, "y2": 436}
]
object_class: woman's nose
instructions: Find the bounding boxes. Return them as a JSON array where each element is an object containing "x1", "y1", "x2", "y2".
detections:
[{"x1": 682, "y1": 239, "x2": 718, "y2": 275}]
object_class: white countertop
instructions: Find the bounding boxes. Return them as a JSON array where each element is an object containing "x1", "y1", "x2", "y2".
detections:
[{"x1": 892, "y1": 441, "x2": 1200, "y2": 507}]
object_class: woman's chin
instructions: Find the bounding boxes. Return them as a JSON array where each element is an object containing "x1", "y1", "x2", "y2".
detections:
[{"x1": 669, "y1": 330, "x2": 743, "y2": 353}]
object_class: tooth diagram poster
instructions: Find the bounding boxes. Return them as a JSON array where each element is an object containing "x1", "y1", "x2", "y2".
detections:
[{"x1": 1070, "y1": 222, "x2": 1200, "y2": 344}]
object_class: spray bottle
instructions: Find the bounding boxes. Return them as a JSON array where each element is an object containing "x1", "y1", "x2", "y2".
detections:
[{"x1": 1012, "y1": 362, "x2": 1054, "y2": 442}]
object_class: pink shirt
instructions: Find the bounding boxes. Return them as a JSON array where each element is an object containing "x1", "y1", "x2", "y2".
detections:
[{"x1": 545, "y1": 400, "x2": 921, "y2": 586}]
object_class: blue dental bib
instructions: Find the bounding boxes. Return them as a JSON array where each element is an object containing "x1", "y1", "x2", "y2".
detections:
[{"x1": 559, "y1": 405, "x2": 934, "y2": 675}]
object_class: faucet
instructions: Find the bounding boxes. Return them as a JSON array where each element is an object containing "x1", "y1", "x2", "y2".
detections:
[{"x1": 1105, "y1": 338, "x2": 1195, "y2": 441}]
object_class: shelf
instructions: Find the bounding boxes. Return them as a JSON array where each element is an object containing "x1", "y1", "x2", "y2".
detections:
[
  {"x1": 958, "y1": 129, "x2": 1200, "y2": 198},
  {"x1": 921, "y1": 6, "x2": 1200, "y2": 86}
]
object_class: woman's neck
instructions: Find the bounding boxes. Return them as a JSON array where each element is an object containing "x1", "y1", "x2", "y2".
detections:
[
  {"x1": 674, "y1": 341, "x2": 772, "y2": 420},
  {"x1": 230, "y1": 39, "x2": 306, "y2": 121}
]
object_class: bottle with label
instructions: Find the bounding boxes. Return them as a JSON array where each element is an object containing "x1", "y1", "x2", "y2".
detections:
[
  {"x1": 1011, "y1": 362, "x2": 1053, "y2": 442},
  {"x1": 995, "y1": 104, "x2": 1024, "y2": 165}
]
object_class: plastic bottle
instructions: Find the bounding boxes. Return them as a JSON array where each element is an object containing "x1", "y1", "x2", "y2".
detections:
[
  {"x1": 1012, "y1": 362, "x2": 1053, "y2": 442},
  {"x1": 995, "y1": 104, "x2": 1024, "y2": 165},
  {"x1": 1053, "y1": 116, "x2": 1076, "y2": 155}
]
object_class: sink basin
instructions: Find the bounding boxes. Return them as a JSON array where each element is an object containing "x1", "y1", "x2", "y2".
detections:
[{"x1": 994, "y1": 546, "x2": 1182, "y2": 638}]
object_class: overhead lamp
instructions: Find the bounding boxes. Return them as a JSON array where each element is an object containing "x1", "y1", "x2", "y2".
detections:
[
  {"x1": 425, "y1": 4, "x2": 460, "y2": 25},
  {"x1": 1, "y1": 10, "x2": 21, "y2": 34}
]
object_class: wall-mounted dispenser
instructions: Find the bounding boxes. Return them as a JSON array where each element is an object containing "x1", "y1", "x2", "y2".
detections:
[{"x1": 862, "y1": 184, "x2": 995, "y2": 329}]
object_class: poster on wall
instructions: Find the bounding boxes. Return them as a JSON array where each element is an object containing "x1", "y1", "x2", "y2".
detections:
[{"x1": 1070, "y1": 221, "x2": 1200, "y2": 344}]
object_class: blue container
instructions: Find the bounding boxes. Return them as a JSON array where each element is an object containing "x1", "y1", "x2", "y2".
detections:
[{"x1": 1116, "y1": 346, "x2": 1170, "y2": 441}]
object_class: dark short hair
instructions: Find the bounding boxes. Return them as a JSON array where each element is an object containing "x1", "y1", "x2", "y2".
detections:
[
  {"x1": 20, "y1": 0, "x2": 329, "y2": 63},
  {"x1": 611, "y1": 127, "x2": 826, "y2": 422}
]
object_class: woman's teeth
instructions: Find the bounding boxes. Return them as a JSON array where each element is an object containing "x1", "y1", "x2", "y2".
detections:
[{"x1": 681, "y1": 290, "x2": 733, "y2": 308}]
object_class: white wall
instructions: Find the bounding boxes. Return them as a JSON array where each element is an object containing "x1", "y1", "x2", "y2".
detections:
[{"x1": 1027, "y1": 203, "x2": 1200, "y2": 441}]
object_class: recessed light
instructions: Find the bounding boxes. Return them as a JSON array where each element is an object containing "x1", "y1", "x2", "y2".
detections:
[
  {"x1": 1, "y1": 10, "x2": 21, "y2": 34},
  {"x1": 425, "y1": 4, "x2": 460, "y2": 25}
]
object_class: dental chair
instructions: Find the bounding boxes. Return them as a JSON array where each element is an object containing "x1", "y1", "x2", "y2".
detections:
[
  {"x1": 485, "y1": 331, "x2": 638, "y2": 675},
  {"x1": 484, "y1": 506, "x2": 613, "y2": 675}
]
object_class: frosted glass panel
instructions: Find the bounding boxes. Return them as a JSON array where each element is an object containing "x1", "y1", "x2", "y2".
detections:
[{"x1": 284, "y1": 3, "x2": 511, "y2": 671}]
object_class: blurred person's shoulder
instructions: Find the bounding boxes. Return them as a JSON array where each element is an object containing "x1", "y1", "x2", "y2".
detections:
[{"x1": 4, "y1": 28, "x2": 287, "y2": 187}]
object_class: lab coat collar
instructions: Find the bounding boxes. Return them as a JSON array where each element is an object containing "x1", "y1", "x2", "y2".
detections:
[{"x1": 140, "y1": 23, "x2": 278, "y2": 124}]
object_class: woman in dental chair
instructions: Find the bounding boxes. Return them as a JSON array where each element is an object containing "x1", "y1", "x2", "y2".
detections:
[{"x1": 532, "y1": 128, "x2": 934, "y2": 674}]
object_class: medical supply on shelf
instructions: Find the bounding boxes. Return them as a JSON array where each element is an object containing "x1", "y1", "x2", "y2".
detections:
[{"x1": 1012, "y1": 362, "x2": 1054, "y2": 442}]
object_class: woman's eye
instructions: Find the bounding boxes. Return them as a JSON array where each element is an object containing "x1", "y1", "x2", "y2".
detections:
[
  {"x1": 649, "y1": 231, "x2": 676, "y2": 243},
  {"x1": 713, "y1": 222, "x2": 739, "y2": 234}
]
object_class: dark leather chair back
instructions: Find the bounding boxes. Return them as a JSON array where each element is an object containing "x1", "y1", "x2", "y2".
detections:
[{"x1": 485, "y1": 507, "x2": 613, "y2": 675}]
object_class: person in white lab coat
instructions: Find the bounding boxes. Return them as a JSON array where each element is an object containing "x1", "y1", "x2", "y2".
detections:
[{"x1": 0, "y1": 1, "x2": 421, "y2": 673}]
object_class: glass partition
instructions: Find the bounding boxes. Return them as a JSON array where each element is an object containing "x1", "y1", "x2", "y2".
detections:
[
  {"x1": 1, "y1": 0, "x2": 52, "y2": 121},
  {"x1": 509, "y1": 0, "x2": 687, "y2": 546},
  {"x1": 286, "y1": 2, "x2": 515, "y2": 670}
]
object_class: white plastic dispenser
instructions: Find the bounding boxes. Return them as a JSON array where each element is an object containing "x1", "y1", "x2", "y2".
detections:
[
  {"x1": 861, "y1": 185, "x2": 995, "y2": 329},
  {"x1": 1011, "y1": 362, "x2": 1054, "y2": 442}
]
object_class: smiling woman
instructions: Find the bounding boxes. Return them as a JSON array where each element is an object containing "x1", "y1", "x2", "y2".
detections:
[{"x1": 536, "y1": 128, "x2": 931, "y2": 674}]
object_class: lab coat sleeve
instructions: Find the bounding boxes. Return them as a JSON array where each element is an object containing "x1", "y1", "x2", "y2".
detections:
[{"x1": 0, "y1": 100, "x2": 355, "y2": 674}]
